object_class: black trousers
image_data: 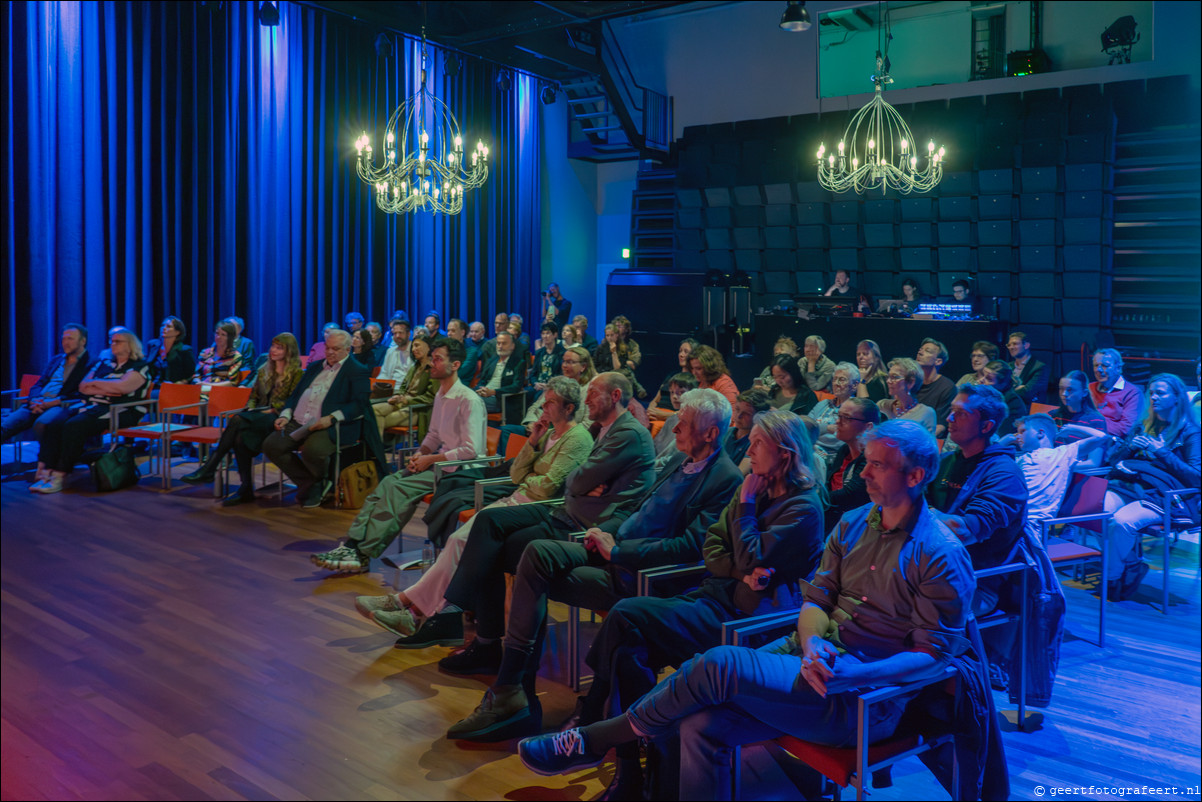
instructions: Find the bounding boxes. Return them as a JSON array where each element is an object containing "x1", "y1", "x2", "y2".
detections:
[
  {"x1": 441, "y1": 503, "x2": 574, "y2": 640},
  {"x1": 202, "y1": 412, "x2": 272, "y2": 489},
  {"x1": 40, "y1": 405, "x2": 141, "y2": 473},
  {"x1": 582, "y1": 591, "x2": 736, "y2": 723}
]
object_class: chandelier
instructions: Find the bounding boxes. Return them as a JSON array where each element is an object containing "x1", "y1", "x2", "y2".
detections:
[
  {"x1": 816, "y1": 5, "x2": 945, "y2": 196},
  {"x1": 354, "y1": 33, "x2": 489, "y2": 215}
]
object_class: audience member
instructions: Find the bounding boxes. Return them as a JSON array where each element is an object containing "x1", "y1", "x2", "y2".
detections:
[
  {"x1": 878, "y1": 357, "x2": 935, "y2": 435},
  {"x1": 767, "y1": 353, "x2": 819, "y2": 413},
  {"x1": 515, "y1": 346, "x2": 595, "y2": 437},
  {"x1": 2, "y1": 324, "x2": 92, "y2": 445},
  {"x1": 310, "y1": 338, "x2": 485, "y2": 572},
  {"x1": 307, "y1": 322, "x2": 338, "y2": 364},
  {"x1": 31, "y1": 328, "x2": 150, "y2": 494},
  {"x1": 809, "y1": 362, "x2": 860, "y2": 464},
  {"x1": 1103, "y1": 374, "x2": 1200, "y2": 600},
  {"x1": 507, "y1": 318, "x2": 531, "y2": 352},
  {"x1": 1090, "y1": 348, "x2": 1142, "y2": 436},
  {"x1": 180, "y1": 333, "x2": 305, "y2": 506},
  {"x1": 435, "y1": 372, "x2": 656, "y2": 674},
  {"x1": 372, "y1": 335, "x2": 434, "y2": 438},
  {"x1": 446, "y1": 389, "x2": 743, "y2": 743},
  {"x1": 726, "y1": 388, "x2": 772, "y2": 472},
  {"x1": 823, "y1": 268, "x2": 861, "y2": 303},
  {"x1": 1012, "y1": 414, "x2": 1108, "y2": 541},
  {"x1": 480, "y1": 312, "x2": 510, "y2": 362},
  {"x1": 378, "y1": 318, "x2": 414, "y2": 388},
  {"x1": 1051, "y1": 370, "x2": 1109, "y2": 444},
  {"x1": 951, "y1": 278, "x2": 984, "y2": 315},
  {"x1": 461, "y1": 321, "x2": 487, "y2": 383},
  {"x1": 595, "y1": 320, "x2": 645, "y2": 399},
  {"x1": 422, "y1": 311, "x2": 445, "y2": 339},
  {"x1": 350, "y1": 327, "x2": 376, "y2": 368},
  {"x1": 192, "y1": 320, "x2": 244, "y2": 385},
  {"x1": 343, "y1": 312, "x2": 365, "y2": 333},
  {"x1": 571, "y1": 315, "x2": 596, "y2": 352},
  {"x1": 800, "y1": 335, "x2": 836, "y2": 393},
  {"x1": 1007, "y1": 331, "x2": 1049, "y2": 404},
  {"x1": 854, "y1": 338, "x2": 888, "y2": 402},
  {"x1": 689, "y1": 345, "x2": 740, "y2": 408},
  {"x1": 144, "y1": 316, "x2": 196, "y2": 383},
  {"x1": 955, "y1": 340, "x2": 1000, "y2": 387},
  {"x1": 650, "y1": 337, "x2": 699, "y2": 419},
  {"x1": 365, "y1": 321, "x2": 388, "y2": 365},
  {"x1": 823, "y1": 397, "x2": 880, "y2": 531},
  {"x1": 516, "y1": 420, "x2": 978, "y2": 801},
  {"x1": 927, "y1": 384, "x2": 1027, "y2": 616},
  {"x1": 477, "y1": 331, "x2": 527, "y2": 416},
  {"x1": 529, "y1": 323, "x2": 563, "y2": 393},
  {"x1": 358, "y1": 375, "x2": 595, "y2": 648},
  {"x1": 446, "y1": 318, "x2": 468, "y2": 345},
  {"x1": 980, "y1": 359, "x2": 1027, "y2": 436},
  {"x1": 560, "y1": 324, "x2": 579, "y2": 347},
  {"x1": 542, "y1": 283, "x2": 572, "y2": 329},
  {"x1": 224, "y1": 315, "x2": 257, "y2": 366},
  {"x1": 261, "y1": 328, "x2": 374, "y2": 509},
  {"x1": 915, "y1": 338, "x2": 956, "y2": 436},
  {"x1": 752, "y1": 335, "x2": 799, "y2": 392},
  {"x1": 558, "y1": 409, "x2": 825, "y2": 792},
  {"x1": 651, "y1": 372, "x2": 697, "y2": 469}
]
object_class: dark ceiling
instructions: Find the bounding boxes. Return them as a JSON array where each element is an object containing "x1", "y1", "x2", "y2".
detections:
[{"x1": 297, "y1": 1, "x2": 711, "y2": 84}]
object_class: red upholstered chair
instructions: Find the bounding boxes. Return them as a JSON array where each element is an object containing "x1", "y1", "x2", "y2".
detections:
[
  {"x1": 1029, "y1": 401, "x2": 1058, "y2": 415},
  {"x1": 112, "y1": 383, "x2": 200, "y2": 488},
  {"x1": 3, "y1": 373, "x2": 51, "y2": 462}
]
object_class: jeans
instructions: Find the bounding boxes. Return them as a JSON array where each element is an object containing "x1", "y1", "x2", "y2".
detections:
[
  {"x1": 1104, "y1": 492, "x2": 1162, "y2": 580},
  {"x1": 628, "y1": 645, "x2": 906, "y2": 801}
]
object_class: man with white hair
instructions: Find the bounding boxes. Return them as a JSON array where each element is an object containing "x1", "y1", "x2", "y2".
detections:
[
  {"x1": 263, "y1": 328, "x2": 375, "y2": 508},
  {"x1": 447, "y1": 388, "x2": 744, "y2": 742}
]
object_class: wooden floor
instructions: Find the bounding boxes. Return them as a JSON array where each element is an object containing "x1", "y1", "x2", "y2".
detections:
[{"x1": 2, "y1": 452, "x2": 1200, "y2": 802}]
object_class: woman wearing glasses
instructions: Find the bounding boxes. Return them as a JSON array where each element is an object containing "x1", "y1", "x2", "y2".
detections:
[
  {"x1": 808, "y1": 362, "x2": 861, "y2": 465},
  {"x1": 877, "y1": 357, "x2": 936, "y2": 436}
]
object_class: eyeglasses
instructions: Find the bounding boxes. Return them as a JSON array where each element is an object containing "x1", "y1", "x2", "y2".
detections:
[
  {"x1": 885, "y1": 375, "x2": 906, "y2": 383},
  {"x1": 837, "y1": 413, "x2": 870, "y2": 423}
]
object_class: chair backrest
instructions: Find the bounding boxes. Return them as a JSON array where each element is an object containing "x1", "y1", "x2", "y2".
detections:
[
  {"x1": 1030, "y1": 401, "x2": 1057, "y2": 415},
  {"x1": 1057, "y1": 473, "x2": 1109, "y2": 533},
  {"x1": 158, "y1": 383, "x2": 205, "y2": 418},
  {"x1": 814, "y1": 390, "x2": 836, "y2": 403},
  {"x1": 486, "y1": 426, "x2": 501, "y2": 456},
  {"x1": 505, "y1": 432, "x2": 529, "y2": 460},
  {"x1": 370, "y1": 366, "x2": 381, "y2": 378},
  {"x1": 208, "y1": 384, "x2": 253, "y2": 416},
  {"x1": 299, "y1": 355, "x2": 310, "y2": 368},
  {"x1": 19, "y1": 373, "x2": 39, "y2": 396}
]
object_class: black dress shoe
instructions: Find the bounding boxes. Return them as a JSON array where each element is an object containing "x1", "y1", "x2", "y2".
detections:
[
  {"x1": 597, "y1": 759, "x2": 646, "y2": 801},
  {"x1": 394, "y1": 610, "x2": 465, "y2": 649},
  {"x1": 1118, "y1": 561, "x2": 1150, "y2": 601},
  {"x1": 438, "y1": 637, "x2": 503, "y2": 675},
  {"x1": 558, "y1": 695, "x2": 591, "y2": 733},
  {"x1": 180, "y1": 467, "x2": 216, "y2": 485},
  {"x1": 221, "y1": 489, "x2": 255, "y2": 507}
]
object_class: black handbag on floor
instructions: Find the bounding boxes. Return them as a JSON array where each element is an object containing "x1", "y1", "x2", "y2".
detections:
[{"x1": 90, "y1": 446, "x2": 140, "y2": 491}]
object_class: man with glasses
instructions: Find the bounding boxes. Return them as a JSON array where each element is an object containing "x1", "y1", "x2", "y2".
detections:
[
  {"x1": 824, "y1": 397, "x2": 881, "y2": 531},
  {"x1": 264, "y1": 328, "x2": 376, "y2": 509},
  {"x1": 311, "y1": 338, "x2": 486, "y2": 573}
]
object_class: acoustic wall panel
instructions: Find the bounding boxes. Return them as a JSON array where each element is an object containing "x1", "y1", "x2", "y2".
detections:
[
  {"x1": 863, "y1": 224, "x2": 897, "y2": 247},
  {"x1": 900, "y1": 223, "x2": 934, "y2": 246},
  {"x1": 764, "y1": 204, "x2": 794, "y2": 226},
  {"x1": 978, "y1": 195, "x2": 1015, "y2": 219}
]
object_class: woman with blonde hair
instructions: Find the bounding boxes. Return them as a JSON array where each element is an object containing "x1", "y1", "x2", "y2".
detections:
[
  {"x1": 877, "y1": 357, "x2": 935, "y2": 435},
  {"x1": 181, "y1": 332, "x2": 305, "y2": 506}
]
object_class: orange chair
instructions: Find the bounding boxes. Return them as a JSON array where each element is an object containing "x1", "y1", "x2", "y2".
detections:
[
  {"x1": 169, "y1": 385, "x2": 253, "y2": 491},
  {"x1": 813, "y1": 390, "x2": 836, "y2": 403},
  {"x1": 370, "y1": 366, "x2": 381, "y2": 379},
  {"x1": 456, "y1": 433, "x2": 530, "y2": 524},
  {"x1": 1030, "y1": 401, "x2": 1057, "y2": 415},
  {"x1": 1041, "y1": 472, "x2": 1112, "y2": 645},
  {"x1": 112, "y1": 383, "x2": 202, "y2": 487}
]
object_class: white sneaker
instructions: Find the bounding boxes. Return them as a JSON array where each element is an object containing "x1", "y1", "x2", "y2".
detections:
[
  {"x1": 29, "y1": 478, "x2": 48, "y2": 492},
  {"x1": 32, "y1": 474, "x2": 63, "y2": 494}
]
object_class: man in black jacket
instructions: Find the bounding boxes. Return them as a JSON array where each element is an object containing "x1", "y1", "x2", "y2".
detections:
[
  {"x1": 262, "y1": 328, "x2": 379, "y2": 508},
  {"x1": 1006, "y1": 331, "x2": 1050, "y2": 405},
  {"x1": 823, "y1": 397, "x2": 880, "y2": 532},
  {"x1": 476, "y1": 331, "x2": 527, "y2": 419},
  {"x1": 3, "y1": 323, "x2": 91, "y2": 444},
  {"x1": 447, "y1": 388, "x2": 743, "y2": 742}
]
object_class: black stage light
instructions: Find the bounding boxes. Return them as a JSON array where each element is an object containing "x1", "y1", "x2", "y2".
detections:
[
  {"x1": 540, "y1": 85, "x2": 557, "y2": 105},
  {"x1": 258, "y1": 1, "x2": 279, "y2": 26},
  {"x1": 779, "y1": 1, "x2": 811, "y2": 32},
  {"x1": 496, "y1": 71, "x2": 512, "y2": 92}
]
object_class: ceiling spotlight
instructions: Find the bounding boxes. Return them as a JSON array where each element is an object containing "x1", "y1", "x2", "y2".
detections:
[
  {"x1": 540, "y1": 85, "x2": 557, "y2": 105},
  {"x1": 444, "y1": 53, "x2": 461, "y2": 78},
  {"x1": 374, "y1": 33, "x2": 393, "y2": 59},
  {"x1": 779, "y1": 1, "x2": 811, "y2": 32},
  {"x1": 496, "y1": 71, "x2": 512, "y2": 92},
  {"x1": 258, "y1": 1, "x2": 279, "y2": 26}
]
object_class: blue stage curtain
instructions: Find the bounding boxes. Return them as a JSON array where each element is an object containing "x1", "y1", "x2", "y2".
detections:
[{"x1": 1, "y1": 0, "x2": 540, "y2": 384}]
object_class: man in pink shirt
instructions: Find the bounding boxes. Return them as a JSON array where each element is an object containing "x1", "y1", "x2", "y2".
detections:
[{"x1": 1088, "y1": 348, "x2": 1142, "y2": 436}]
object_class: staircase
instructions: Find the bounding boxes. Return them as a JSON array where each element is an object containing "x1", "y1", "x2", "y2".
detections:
[
  {"x1": 1110, "y1": 127, "x2": 1202, "y2": 359},
  {"x1": 628, "y1": 166, "x2": 676, "y2": 271}
]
